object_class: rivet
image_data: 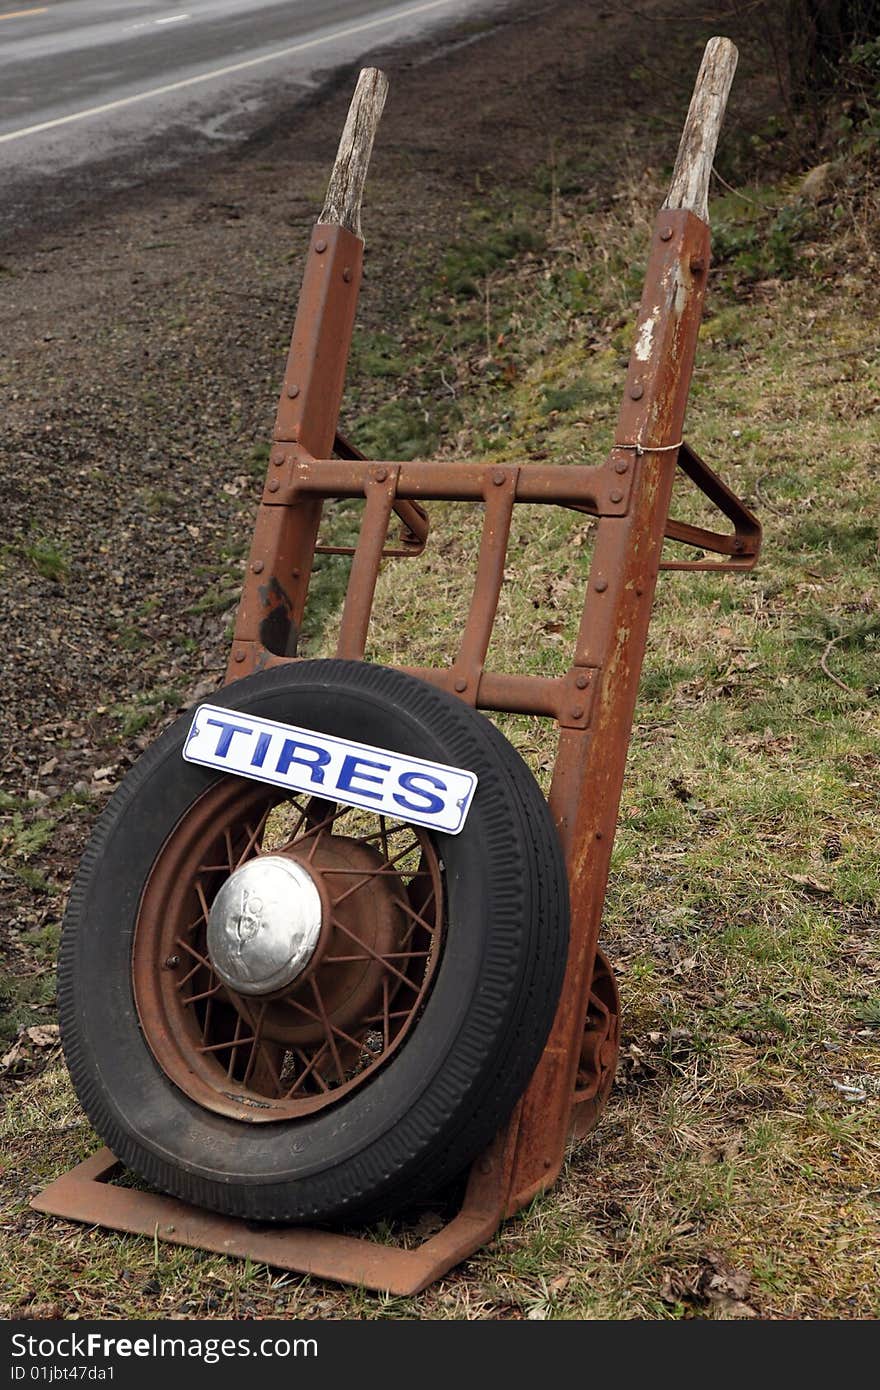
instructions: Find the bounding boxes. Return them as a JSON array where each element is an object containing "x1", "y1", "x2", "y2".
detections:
[
  {"x1": 635, "y1": 584, "x2": 644, "y2": 596},
  {"x1": 492, "y1": 469, "x2": 505, "y2": 486},
  {"x1": 660, "y1": 227, "x2": 673, "y2": 241},
  {"x1": 292, "y1": 568, "x2": 301, "y2": 579},
  {"x1": 163, "y1": 955, "x2": 180, "y2": 969},
  {"x1": 572, "y1": 705, "x2": 584, "y2": 720},
  {"x1": 314, "y1": 239, "x2": 327, "y2": 253},
  {"x1": 374, "y1": 467, "x2": 387, "y2": 482},
  {"x1": 234, "y1": 651, "x2": 246, "y2": 663},
  {"x1": 252, "y1": 560, "x2": 264, "y2": 574},
  {"x1": 595, "y1": 830, "x2": 603, "y2": 840},
  {"x1": 575, "y1": 673, "x2": 589, "y2": 689},
  {"x1": 286, "y1": 384, "x2": 300, "y2": 399},
  {"x1": 614, "y1": 460, "x2": 629, "y2": 474},
  {"x1": 610, "y1": 489, "x2": 624, "y2": 504},
  {"x1": 594, "y1": 578, "x2": 608, "y2": 592},
  {"x1": 630, "y1": 383, "x2": 644, "y2": 400},
  {"x1": 543, "y1": 1158, "x2": 552, "y2": 1170},
  {"x1": 454, "y1": 677, "x2": 467, "y2": 693},
  {"x1": 267, "y1": 478, "x2": 280, "y2": 492},
  {"x1": 166, "y1": 1225, "x2": 175, "y2": 1234},
  {"x1": 273, "y1": 452, "x2": 285, "y2": 467},
  {"x1": 343, "y1": 267, "x2": 353, "y2": 283},
  {"x1": 690, "y1": 256, "x2": 705, "y2": 273}
]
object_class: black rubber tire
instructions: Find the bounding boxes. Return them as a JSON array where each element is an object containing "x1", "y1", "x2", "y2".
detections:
[{"x1": 59, "y1": 659, "x2": 568, "y2": 1224}]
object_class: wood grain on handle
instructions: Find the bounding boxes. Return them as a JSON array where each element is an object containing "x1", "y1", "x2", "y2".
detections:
[
  {"x1": 319, "y1": 67, "x2": 389, "y2": 239},
  {"x1": 663, "y1": 37, "x2": 738, "y2": 224}
]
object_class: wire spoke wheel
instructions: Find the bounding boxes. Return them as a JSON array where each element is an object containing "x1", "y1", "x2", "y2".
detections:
[
  {"x1": 59, "y1": 660, "x2": 568, "y2": 1223},
  {"x1": 133, "y1": 780, "x2": 443, "y2": 1122}
]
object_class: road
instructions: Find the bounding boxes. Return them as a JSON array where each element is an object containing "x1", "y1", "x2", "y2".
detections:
[{"x1": 0, "y1": 0, "x2": 506, "y2": 239}]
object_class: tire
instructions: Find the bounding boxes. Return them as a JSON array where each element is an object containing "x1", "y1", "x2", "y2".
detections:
[{"x1": 59, "y1": 659, "x2": 568, "y2": 1224}]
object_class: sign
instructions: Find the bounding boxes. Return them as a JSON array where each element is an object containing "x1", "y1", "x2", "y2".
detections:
[{"x1": 183, "y1": 704, "x2": 478, "y2": 835}]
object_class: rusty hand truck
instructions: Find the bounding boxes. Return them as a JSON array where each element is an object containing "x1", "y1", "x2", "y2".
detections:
[{"x1": 38, "y1": 38, "x2": 761, "y2": 1296}]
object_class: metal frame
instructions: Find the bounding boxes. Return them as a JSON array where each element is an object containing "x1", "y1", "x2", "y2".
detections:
[{"x1": 35, "y1": 42, "x2": 759, "y2": 1295}]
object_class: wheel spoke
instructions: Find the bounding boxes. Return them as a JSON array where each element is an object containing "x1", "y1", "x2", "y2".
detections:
[
  {"x1": 390, "y1": 894, "x2": 438, "y2": 936},
  {"x1": 176, "y1": 957, "x2": 204, "y2": 989},
  {"x1": 193, "y1": 879, "x2": 212, "y2": 927},
  {"x1": 355, "y1": 821, "x2": 417, "y2": 848},
  {"x1": 283, "y1": 993, "x2": 366, "y2": 1052},
  {"x1": 321, "y1": 950, "x2": 430, "y2": 964},
  {"x1": 180, "y1": 981, "x2": 223, "y2": 1006},
  {"x1": 284, "y1": 1044, "x2": 332, "y2": 1098},
  {"x1": 329, "y1": 840, "x2": 422, "y2": 909},
  {"x1": 175, "y1": 937, "x2": 213, "y2": 971},
  {"x1": 317, "y1": 867, "x2": 432, "y2": 878},
  {"x1": 329, "y1": 916, "x2": 421, "y2": 993},
  {"x1": 241, "y1": 1002, "x2": 268, "y2": 1087},
  {"x1": 362, "y1": 1007, "x2": 414, "y2": 1025},
  {"x1": 235, "y1": 807, "x2": 272, "y2": 868},
  {"x1": 309, "y1": 979, "x2": 346, "y2": 1084},
  {"x1": 297, "y1": 807, "x2": 339, "y2": 849},
  {"x1": 196, "y1": 1031, "x2": 257, "y2": 1057}
]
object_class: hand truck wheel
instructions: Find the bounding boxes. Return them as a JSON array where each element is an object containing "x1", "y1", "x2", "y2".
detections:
[{"x1": 570, "y1": 947, "x2": 620, "y2": 1140}]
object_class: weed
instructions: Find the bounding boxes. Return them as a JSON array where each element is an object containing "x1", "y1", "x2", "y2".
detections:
[
  {"x1": 440, "y1": 222, "x2": 545, "y2": 298},
  {"x1": 111, "y1": 687, "x2": 181, "y2": 738},
  {"x1": 23, "y1": 536, "x2": 68, "y2": 582}
]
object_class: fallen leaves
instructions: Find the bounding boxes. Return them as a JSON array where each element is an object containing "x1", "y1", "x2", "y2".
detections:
[
  {"x1": 787, "y1": 873, "x2": 833, "y2": 895},
  {"x1": 1, "y1": 1023, "x2": 61, "y2": 1074},
  {"x1": 660, "y1": 1251, "x2": 759, "y2": 1318}
]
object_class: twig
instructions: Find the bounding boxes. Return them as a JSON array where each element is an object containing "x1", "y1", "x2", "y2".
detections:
[
  {"x1": 439, "y1": 369, "x2": 457, "y2": 399},
  {"x1": 752, "y1": 478, "x2": 787, "y2": 516},
  {"x1": 711, "y1": 166, "x2": 782, "y2": 213},
  {"x1": 819, "y1": 633, "x2": 861, "y2": 697},
  {"x1": 484, "y1": 277, "x2": 492, "y2": 360}
]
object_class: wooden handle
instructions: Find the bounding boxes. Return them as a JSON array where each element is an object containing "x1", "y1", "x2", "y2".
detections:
[
  {"x1": 319, "y1": 67, "x2": 389, "y2": 239},
  {"x1": 663, "y1": 37, "x2": 738, "y2": 224}
]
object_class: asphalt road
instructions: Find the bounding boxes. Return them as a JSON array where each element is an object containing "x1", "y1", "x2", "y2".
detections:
[{"x1": 0, "y1": 0, "x2": 506, "y2": 239}]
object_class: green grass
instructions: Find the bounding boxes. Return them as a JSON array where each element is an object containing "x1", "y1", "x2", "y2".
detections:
[{"x1": 23, "y1": 534, "x2": 68, "y2": 582}]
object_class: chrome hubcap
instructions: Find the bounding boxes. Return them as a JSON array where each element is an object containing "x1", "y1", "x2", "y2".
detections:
[{"x1": 206, "y1": 855, "x2": 322, "y2": 996}]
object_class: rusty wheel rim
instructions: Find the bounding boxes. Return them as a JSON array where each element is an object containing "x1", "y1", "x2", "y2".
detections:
[
  {"x1": 570, "y1": 948, "x2": 620, "y2": 1139},
  {"x1": 132, "y1": 777, "x2": 444, "y2": 1123}
]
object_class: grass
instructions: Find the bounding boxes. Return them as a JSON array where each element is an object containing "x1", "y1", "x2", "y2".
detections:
[
  {"x1": 2, "y1": 57, "x2": 879, "y2": 1323},
  {"x1": 22, "y1": 534, "x2": 68, "y2": 583}
]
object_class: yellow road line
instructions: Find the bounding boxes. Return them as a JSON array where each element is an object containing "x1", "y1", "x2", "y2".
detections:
[{"x1": 0, "y1": 6, "x2": 48, "y2": 20}]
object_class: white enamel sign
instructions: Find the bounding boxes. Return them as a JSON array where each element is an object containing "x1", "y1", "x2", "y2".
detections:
[{"x1": 183, "y1": 704, "x2": 478, "y2": 835}]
